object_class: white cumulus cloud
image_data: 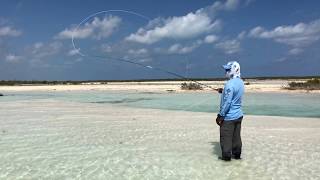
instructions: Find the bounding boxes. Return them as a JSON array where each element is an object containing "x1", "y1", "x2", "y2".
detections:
[
  {"x1": 249, "y1": 19, "x2": 320, "y2": 48},
  {"x1": 125, "y1": 12, "x2": 221, "y2": 44},
  {"x1": 168, "y1": 43, "x2": 199, "y2": 54},
  {"x1": 196, "y1": 0, "x2": 243, "y2": 15},
  {"x1": 237, "y1": 31, "x2": 246, "y2": 39},
  {"x1": 26, "y1": 41, "x2": 64, "y2": 67},
  {"x1": 5, "y1": 54, "x2": 22, "y2": 63},
  {"x1": 68, "y1": 48, "x2": 80, "y2": 56},
  {"x1": 128, "y1": 48, "x2": 148, "y2": 55},
  {"x1": 204, "y1": 35, "x2": 219, "y2": 43},
  {"x1": 31, "y1": 42, "x2": 44, "y2": 54},
  {"x1": 215, "y1": 39, "x2": 241, "y2": 54},
  {"x1": 28, "y1": 41, "x2": 63, "y2": 59},
  {"x1": 0, "y1": 26, "x2": 22, "y2": 37},
  {"x1": 211, "y1": 0, "x2": 241, "y2": 11},
  {"x1": 288, "y1": 48, "x2": 303, "y2": 55},
  {"x1": 56, "y1": 15, "x2": 122, "y2": 40}
]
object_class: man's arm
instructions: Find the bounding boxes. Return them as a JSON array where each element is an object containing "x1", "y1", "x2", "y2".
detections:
[{"x1": 219, "y1": 84, "x2": 234, "y2": 117}]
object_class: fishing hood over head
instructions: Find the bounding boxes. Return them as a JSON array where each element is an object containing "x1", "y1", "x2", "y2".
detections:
[{"x1": 222, "y1": 61, "x2": 241, "y2": 79}]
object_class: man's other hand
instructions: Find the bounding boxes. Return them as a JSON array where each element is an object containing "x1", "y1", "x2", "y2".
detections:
[
  {"x1": 216, "y1": 114, "x2": 224, "y2": 126},
  {"x1": 214, "y1": 88, "x2": 223, "y2": 93}
]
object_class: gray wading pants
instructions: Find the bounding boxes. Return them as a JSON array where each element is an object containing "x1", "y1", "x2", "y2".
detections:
[{"x1": 220, "y1": 116, "x2": 243, "y2": 159}]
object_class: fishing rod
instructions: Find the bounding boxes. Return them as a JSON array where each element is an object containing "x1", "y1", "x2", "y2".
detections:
[
  {"x1": 72, "y1": 10, "x2": 222, "y2": 92},
  {"x1": 84, "y1": 53, "x2": 218, "y2": 90}
]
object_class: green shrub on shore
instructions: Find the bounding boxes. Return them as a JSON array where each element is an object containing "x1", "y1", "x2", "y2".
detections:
[
  {"x1": 286, "y1": 78, "x2": 320, "y2": 90},
  {"x1": 181, "y1": 82, "x2": 203, "y2": 90}
]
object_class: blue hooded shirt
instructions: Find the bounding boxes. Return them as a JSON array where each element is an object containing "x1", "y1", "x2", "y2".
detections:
[{"x1": 219, "y1": 77, "x2": 244, "y2": 120}]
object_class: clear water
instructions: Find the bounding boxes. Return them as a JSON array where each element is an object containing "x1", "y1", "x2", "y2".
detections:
[
  {"x1": 1, "y1": 92, "x2": 320, "y2": 179},
  {"x1": 1, "y1": 91, "x2": 319, "y2": 118}
]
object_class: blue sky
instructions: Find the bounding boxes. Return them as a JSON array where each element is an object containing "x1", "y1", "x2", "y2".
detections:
[{"x1": 0, "y1": 0, "x2": 319, "y2": 80}]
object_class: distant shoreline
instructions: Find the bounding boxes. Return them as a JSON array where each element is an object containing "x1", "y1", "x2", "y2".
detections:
[
  {"x1": 1, "y1": 79, "x2": 320, "y2": 93},
  {"x1": 1, "y1": 75, "x2": 320, "y2": 85}
]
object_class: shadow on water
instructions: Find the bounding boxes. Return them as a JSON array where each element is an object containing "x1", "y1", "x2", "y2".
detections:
[
  {"x1": 210, "y1": 141, "x2": 221, "y2": 158},
  {"x1": 138, "y1": 92, "x2": 162, "y2": 94},
  {"x1": 92, "y1": 97, "x2": 153, "y2": 104}
]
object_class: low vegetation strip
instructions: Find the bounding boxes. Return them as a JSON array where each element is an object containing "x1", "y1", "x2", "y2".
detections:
[
  {"x1": 180, "y1": 82, "x2": 203, "y2": 90},
  {"x1": 286, "y1": 78, "x2": 320, "y2": 90}
]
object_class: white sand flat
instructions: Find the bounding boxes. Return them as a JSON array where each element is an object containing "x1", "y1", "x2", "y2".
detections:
[{"x1": 0, "y1": 99, "x2": 319, "y2": 179}]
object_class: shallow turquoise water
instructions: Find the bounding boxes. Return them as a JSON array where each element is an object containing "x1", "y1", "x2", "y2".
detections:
[
  {"x1": 1, "y1": 91, "x2": 319, "y2": 118},
  {"x1": 1, "y1": 91, "x2": 320, "y2": 179}
]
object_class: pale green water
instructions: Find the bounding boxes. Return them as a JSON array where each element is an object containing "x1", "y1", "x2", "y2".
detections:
[{"x1": 1, "y1": 91, "x2": 319, "y2": 118}]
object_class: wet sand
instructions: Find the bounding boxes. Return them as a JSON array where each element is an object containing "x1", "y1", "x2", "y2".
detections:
[{"x1": 0, "y1": 99, "x2": 319, "y2": 179}]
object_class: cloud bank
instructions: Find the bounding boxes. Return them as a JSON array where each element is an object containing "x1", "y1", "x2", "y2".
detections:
[{"x1": 249, "y1": 19, "x2": 320, "y2": 54}]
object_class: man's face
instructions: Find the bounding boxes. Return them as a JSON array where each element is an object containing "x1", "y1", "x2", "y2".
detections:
[{"x1": 225, "y1": 69, "x2": 231, "y2": 78}]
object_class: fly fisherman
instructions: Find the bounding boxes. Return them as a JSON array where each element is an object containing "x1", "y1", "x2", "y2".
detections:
[{"x1": 216, "y1": 61, "x2": 244, "y2": 161}]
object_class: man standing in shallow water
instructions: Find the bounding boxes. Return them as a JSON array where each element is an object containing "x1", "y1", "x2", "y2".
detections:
[{"x1": 216, "y1": 61, "x2": 244, "y2": 161}]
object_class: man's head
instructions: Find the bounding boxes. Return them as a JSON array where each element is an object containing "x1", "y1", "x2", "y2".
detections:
[{"x1": 222, "y1": 61, "x2": 241, "y2": 79}]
